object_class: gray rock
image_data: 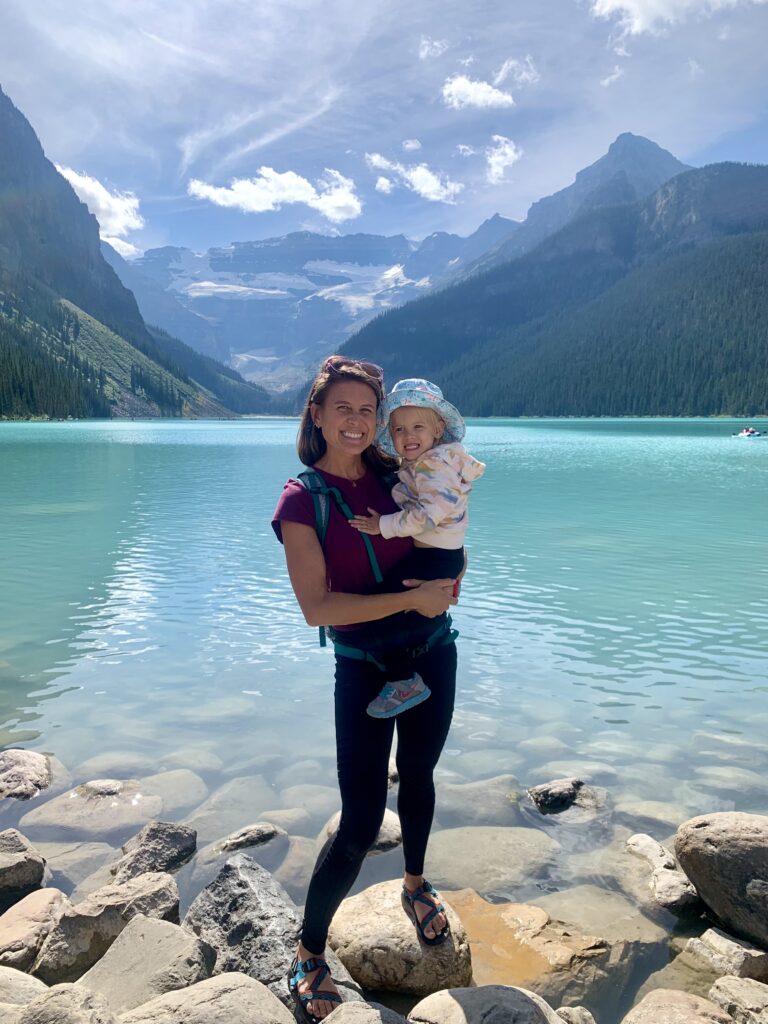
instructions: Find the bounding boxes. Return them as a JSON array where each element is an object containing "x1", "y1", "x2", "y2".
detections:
[
  {"x1": 0, "y1": 1002, "x2": 20, "y2": 1023},
  {"x1": 138, "y1": 770, "x2": 209, "y2": 815},
  {"x1": 182, "y1": 776, "x2": 276, "y2": 844},
  {"x1": 272, "y1": 836, "x2": 316, "y2": 903},
  {"x1": 556, "y1": 1010, "x2": 597, "y2": 1024},
  {"x1": 159, "y1": 746, "x2": 224, "y2": 774},
  {"x1": 182, "y1": 853, "x2": 361, "y2": 1007},
  {"x1": 0, "y1": 751, "x2": 51, "y2": 801},
  {"x1": 328, "y1": 880, "x2": 472, "y2": 996},
  {"x1": 708, "y1": 976, "x2": 768, "y2": 1024},
  {"x1": 435, "y1": 775, "x2": 522, "y2": 827},
  {"x1": 16, "y1": 984, "x2": 120, "y2": 1024},
  {"x1": 217, "y1": 821, "x2": 287, "y2": 853},
  {"x1": 18, "y1": 780, "x2": 163, "y2": 843},
  {"x1": 0, "y1": 964, "x2": 48, "y2": 1004},
  {"x1": 75, "y1": 753, "x2": 156, "y2": 780},
  {"x1": 687, "y1": 929, "x2": 768, "y2": 982},
  {"x1": 408, "y1": 985, "x2": 563, "y2": 1023},
  {"x1": 75, "y1": 913, "x2": 215, "y2": 1012},
  {"x1": 634, "y1": 948, "x2": 721, "y2": 1005},
  {"x1": 119, "y1": 973, "x2": 295, "y2": 1023},
  {"x1": 0, "y1": 887, "x2": 70, "y2": 970},
  {"x1": 32, "y1": 871, "x2": 179, "y2": 983},
  {"x1": 424, "y1": 826, "x2": 558, "y2": 894},
  {"x1": 318, "y1": 810, "x2": 401, "y2": 856},
  {"x1": 675, "y1": 813, "x2": 768, "y2": 948},
  {"x1": 626, "y1": 833, "x2": 701, "y2": 913},
  {"x1": 35, "y1": 842, "x2": 116, "y2": 893},
  {"x1": 331, "y1": 1004, "x2": 408, "y2": 1023},
  {"x1": 112, "y1": 822, "x2": 197, "y2": 884},
  {"x1": 528, "y1": 778, "x2": 589, "y2": 814},
  {"x1": 621, "y1": 988, "x2": 732, "y2": 1023},
  {"x1": 0, "y1": 829, "x2": 45, "y2": 894}
]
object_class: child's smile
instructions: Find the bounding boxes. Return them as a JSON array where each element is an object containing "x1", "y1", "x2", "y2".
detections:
[{"x1": 390, "y1": 407, "x2": 445, "y2": 462}]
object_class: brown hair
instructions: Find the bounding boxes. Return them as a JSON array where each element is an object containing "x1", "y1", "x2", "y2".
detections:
[{"x1": 297, "y1": 356, "x2": 397, "y2": 472}]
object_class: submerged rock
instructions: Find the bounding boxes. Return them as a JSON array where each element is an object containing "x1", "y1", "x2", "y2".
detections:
[
  {"x1": 675, "y1": 813, "x2": 768, "y2": 949},
  {"x1": 181, "y1": 776, "x2": 276, "y2": 844},
  {"x1": 327, "y1": 879, "x2": 471, "y2": 996},
  {"x1": 36, "y1": 841, "x2": 115, "y2": 893},
  {"x1": 18, "y1": 780, "x2": 163, "y2": 843},
  {"x1": 435, "y1": 775, "x2": 523, "y2": 827},
  {"x1": 408, "y1": 984, "x2": 563, "y2": 1023},
  {"x1": 424, "y1": 825, "x2": 558, "y2": 894}
]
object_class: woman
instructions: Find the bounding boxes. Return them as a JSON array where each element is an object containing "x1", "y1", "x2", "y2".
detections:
[{"x1": 272, "y1": 355, "x2": 460, "y2": 1022}]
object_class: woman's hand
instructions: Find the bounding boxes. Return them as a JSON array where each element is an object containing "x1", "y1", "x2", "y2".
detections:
[{"x1": 402, "y1": 578, "x2": 457, "y2": 617}]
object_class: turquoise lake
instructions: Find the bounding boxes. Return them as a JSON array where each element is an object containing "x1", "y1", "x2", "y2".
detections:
[{"x1": 1, "y1": 417, "x2": 767, "y2": 906}]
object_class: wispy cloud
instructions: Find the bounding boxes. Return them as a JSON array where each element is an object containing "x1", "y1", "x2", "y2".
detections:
[
  {"x1": 493, "y1": 55, "x2": 540, "y2": 87},
  {"x1": 600, "y1": 64, "x2": 625, "y2": 86},
  {"x1": 456, "y1": 144, "x2": 477, "y2": 156},
  {"x1": 188, "y1": 167, "x2": 362, "y2": 223},
  {"x1": 56, "y1": 164, "x2": 144, "y2": 256},
  {"x1": 365, "y1": 152, "x2": 463, "y2": 203},
  {"x1": 688, "y1": 57, "x2": 704, "y2": 77},
  {"x1": 402, "y1": 138, "x2": 422, "y2": 151},
  {"x1": 485, "y1": 135, "x2": 523, "y2": 183},
  {"x1": 419, "y1": 36, "x2": 448, "y2": 60},
  {"x1": 442, "y1": 74, "x2": 515, "y2": 109},
  {"x1": 375, "y1": 176, "x2": 394, "y2": 193},
  {"x1": 590, "y1": 0, "x2": 768, "y2": 35}
]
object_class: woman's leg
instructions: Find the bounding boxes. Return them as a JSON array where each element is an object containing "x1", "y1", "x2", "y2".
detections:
[{"x1": 300, "y1": 654, "x2": 395, "y2": 954}]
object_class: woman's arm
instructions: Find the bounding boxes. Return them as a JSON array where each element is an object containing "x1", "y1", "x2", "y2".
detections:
[{"x1": 281, "y1": 521, "x2": 455, "y2": 627}]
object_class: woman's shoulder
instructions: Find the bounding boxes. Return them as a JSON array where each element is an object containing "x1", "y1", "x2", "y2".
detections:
[{"x1": 272, "y1": 476, "x2": 316, "y2": 542}]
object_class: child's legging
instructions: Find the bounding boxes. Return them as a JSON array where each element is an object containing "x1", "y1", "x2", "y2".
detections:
[{"x1": 299, "y1": 639, "x2": 457, "y2": 954}]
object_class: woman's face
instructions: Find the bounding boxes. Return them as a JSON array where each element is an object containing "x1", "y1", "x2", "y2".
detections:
[{"x1": 312, "y1": 380, "x2": 379, "y2": 457}]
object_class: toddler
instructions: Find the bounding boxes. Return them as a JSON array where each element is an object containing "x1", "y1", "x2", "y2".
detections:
[{"x1": 351, "y1": 378, "x2": 485, "y2": 718}]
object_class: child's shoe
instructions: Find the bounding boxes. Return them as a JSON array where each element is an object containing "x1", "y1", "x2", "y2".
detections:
[{"x1": 366, "y1": 673, "x2": 431, "y2": 718}]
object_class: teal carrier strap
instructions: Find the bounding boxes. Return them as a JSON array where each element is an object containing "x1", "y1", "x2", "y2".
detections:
[
  {"x1": 328, "y1": 615, "x2": 458, "y2": 673},
  {"x1": 297, "y1": 469, "x2": 384, "y2": 647}
]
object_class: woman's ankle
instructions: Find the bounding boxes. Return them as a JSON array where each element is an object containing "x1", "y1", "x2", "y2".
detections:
[
  {"x1": 403, "y1": 871, "x2": 424, "y2": 893},
  {"x1": 297, "y1": 940, "x2": 324, "y2": 961}
]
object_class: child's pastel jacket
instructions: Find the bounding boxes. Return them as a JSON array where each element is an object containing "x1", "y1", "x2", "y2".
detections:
[{"x1": 378, "y1": 442, "x2": 486, "y2": 549}]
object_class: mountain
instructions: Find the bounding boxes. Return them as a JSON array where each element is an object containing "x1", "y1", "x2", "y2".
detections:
[
  {"x1": 116, "y1": 216, "x2": 519, "y2": 391},
  {"x1": 468, "y1": 132, "x2": 690, "y2": 272},
  {"x1": 341, "y1": 162, "x2": 768, "y2": 416},
  {"x1": 0, "y1": 85, "x2": 272, "y2": 419}
]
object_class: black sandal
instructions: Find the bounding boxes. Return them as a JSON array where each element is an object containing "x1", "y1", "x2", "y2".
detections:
[
  {"x1": 402, "y1": 879, "x2": 451, "y2": 946},
  {"x1": 287, "y1": 955, "x2": 343, "y2": 1023}
]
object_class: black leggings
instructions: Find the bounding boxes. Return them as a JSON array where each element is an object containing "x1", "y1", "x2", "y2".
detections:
[{"x1": 300, "y1": 638, "x2": 457, "y2": 953}]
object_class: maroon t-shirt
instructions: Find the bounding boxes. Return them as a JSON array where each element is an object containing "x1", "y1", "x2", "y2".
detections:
[{"x1": 272, "y1": 468, "x2": 413, "y2": 624}]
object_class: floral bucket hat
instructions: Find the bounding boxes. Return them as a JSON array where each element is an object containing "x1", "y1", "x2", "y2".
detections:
[{"x1": 376, "y1": 378, "x2": 465, "y2": 456}]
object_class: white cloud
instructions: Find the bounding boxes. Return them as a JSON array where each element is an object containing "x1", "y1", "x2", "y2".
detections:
[
  {"x1": 419, "y1": 36, "x2": 448, "y2": 60},
  {"x1": 600, "y1": 64, "x2": 625, "y2": 86},
  {"x1": 56, "y1": 165, "x2": 144, "y2": 241},
  {"x1": 402, "y1": 138, "x2": 422, "y2": 151},
  {"x1": 375, "y1": 176, "x2": 394, "y2": 193},
  {"x1": 493, "y1": 55, "x2": 541, "y2": 87},
  {"x1": 187, "y1": 167, "x2": 362, "y2": 223},
  {"x1": 485, "y1": 135, "x2": 523, "y2": 184},
  {"x1": 590, "y1": 0, "x2": 768, "y2": 35},
  {"x1": 104, "y1": 236, "x2": 143, "y2": 259},
  {"x1": 688, "y1": 57, "x2": 704, "y2": 76},
  {"x1": 456, "y1": 143, "x2": 477, "y2": 156},
  {"x1": 365, "y1": 152, "x2": 463, "y2": 204},
  {"x1": 442, "y1": 74, "x2": 515, "y2": 110},
  {"x1": 459, "y1": 55, "x2": 476, "y2": 67}
]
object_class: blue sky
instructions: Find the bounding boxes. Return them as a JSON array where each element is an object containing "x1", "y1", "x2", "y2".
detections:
[{"x1": 2, "y1": 0, "x2": 767, "y2": 256}]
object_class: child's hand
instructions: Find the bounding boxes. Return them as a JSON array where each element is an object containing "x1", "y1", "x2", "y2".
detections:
[{"x1": 350, "y1": 507, "x2": 382, "y2": 535}]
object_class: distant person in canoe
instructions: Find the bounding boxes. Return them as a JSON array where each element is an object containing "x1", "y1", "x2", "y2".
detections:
[{"x1": 272, "y1": 356, "x2": 463, "y2": 1022}]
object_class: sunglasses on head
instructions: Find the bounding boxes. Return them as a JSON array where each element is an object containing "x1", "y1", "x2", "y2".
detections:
[{"x1": 323, "y1": 355, "x2": 384, "y2": 381}]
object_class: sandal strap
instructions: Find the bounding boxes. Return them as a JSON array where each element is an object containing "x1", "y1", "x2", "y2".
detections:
[{"x1": 289, "y1": 956, "x2": 343, "y2": 1006}]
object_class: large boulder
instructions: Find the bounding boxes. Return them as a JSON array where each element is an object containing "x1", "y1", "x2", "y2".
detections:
[
  {"x1": 626, "y1": 833, "x2": 701, "y2": 913},
  {"x1": 182, "y1": 853, "x2": 361, "y2": 1007},
  {"x1": 18, "y1": 780, "x2": 162, "y2": 843},
  {"x1": 32, "y1": 871, "x2": 179, "y2": 983},
  {"x1": 0, "y1": 887, "x2": 70, "y2": 970},
  {"x1": 119, "y1": 972, "x2": 295, "y2": 1023},
  {"x1": 15, "y1": 984, "x2": 120, "y2": 1024},
  {"x1": 708, "y1": 976, "x2": 768, "y2": 1024},
  {"x1": 424, "y1": 826, "x2": 558, "y2": 894},
  {"x1": 328, "y1": 880, "x2": 471, "y2": 995},
  {"x1": 621, "y1": 988, "x2": 732, "y2": 1023},
  {"x1": 0, "y1": 964, "x2": 48, "y2": 1004},
  {"x1": 0, "y1": 829, "x2": 45, "y2": 895},
  {"x1": 75, "y1": 914, "x2": 215, "y2": 1012},
  {"x1": 408, "y1": 985, "x2": 563, "y2": 1023},
  {"x1": 0, "y1": 751, "x2": 52, "y2": 801},
  {"x1": 675, "y1": 813, "x2": 768, "y2": 948},
  {"x1": 111, "y1": 821, "x2": 197, "y2": 884}
]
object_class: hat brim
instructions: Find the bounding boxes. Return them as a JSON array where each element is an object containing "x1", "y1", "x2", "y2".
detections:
[{"x1": 376, "y1": 389, "x2": 465, "y2": 456}]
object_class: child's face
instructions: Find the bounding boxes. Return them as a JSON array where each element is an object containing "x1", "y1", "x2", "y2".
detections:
[{"x1": 390, "y1": 407, "x2": 444, "y2": 462}]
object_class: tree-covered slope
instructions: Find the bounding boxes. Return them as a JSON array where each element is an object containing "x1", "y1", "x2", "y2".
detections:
[{"x1": 439, "y1": 231, "x2": 768, "y2": 417}]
